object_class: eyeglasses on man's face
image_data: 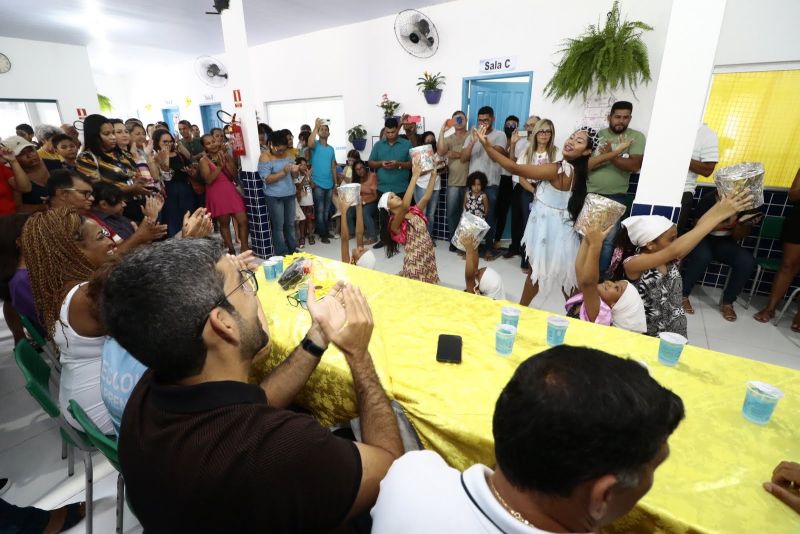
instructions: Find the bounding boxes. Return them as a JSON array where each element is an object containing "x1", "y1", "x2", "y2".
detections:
[
  {"x1": 214, "y1": 269, "x2": 258, "y2": 309},
  {"x1": 62, "y1": 188, "x2": 94, "y2": 199}
]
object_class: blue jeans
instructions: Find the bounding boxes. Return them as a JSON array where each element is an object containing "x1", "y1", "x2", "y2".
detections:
[
  {"x1": 313, "y1": 186, "x2": 333, "y2": 237},
  {"x1": 266, "y1": 194, "x2": 297, "y2": 255},
  {"x1": 599, "y1": 193, "x2": 628, "y2": 275},
  {"x1": 483, "y1": 184, "x2": 499, "y2": 245},
  {"x1": 346, "y1": 202, "x2": 378, "y2": 240},
  {"x1": 414, "y1": 185, "x2": 440, "y2": 234},
  {"x1": 682, "y1": 236, "x2": 756, "y2": 304},
  {"x1": 446, "y1": 186, "x2": 466, "y2": 240}
]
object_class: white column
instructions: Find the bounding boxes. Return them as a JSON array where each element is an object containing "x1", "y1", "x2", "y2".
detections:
[
  {"x1": 220, "y1": 0, "x2": 261, "y2": 172},
  {"x1": 219, "y1": 0, "x2": 273, "y2": 257},
  {"x1": 633, "y1": 0, "x2": 727, "y2": 219}
]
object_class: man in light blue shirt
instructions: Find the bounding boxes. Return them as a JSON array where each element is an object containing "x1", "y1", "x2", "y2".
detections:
[
  {"x1": 308, "y1": 118, "x2": 337, "y2": 243},
  {"x1": 101, "y1": 337, "x2": 146, "y2": 435}
]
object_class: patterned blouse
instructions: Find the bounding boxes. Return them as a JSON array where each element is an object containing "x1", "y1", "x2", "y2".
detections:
[
  {"x1": 628, "y1": 258, "x2": 687, "y2": 338},
  {"x1": 465, "y1": 191, "x2": 486, "y2": 219}
]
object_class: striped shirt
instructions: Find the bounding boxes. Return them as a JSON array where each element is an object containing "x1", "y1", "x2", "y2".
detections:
[{"x1": 76, "y1": 149, "x2": 138, "y2": 188}]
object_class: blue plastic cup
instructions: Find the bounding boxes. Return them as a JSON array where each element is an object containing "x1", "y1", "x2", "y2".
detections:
[
  {"x1": 657, "y1": 332, "x2": 687, "y2": 367},
  {"x1": 495, "y1": 324, "x2": 517, "y2": 356},
  {"x1": 500, "y1": 306, "x2": 520, "y2": 328},
  {"x1": 263, "y1": 260, "x2": 277, "y2": 281},
  {"x1": 546, "y1": 316, "x2": 569, "y2": 346},
  {"x1": 269, "y1": 256, "x2": 284, "y2": 276},
  {"x1": 742, "y1": 381, "x2": 783, "y2": 424},
  {"x1": 297, "y1": 285, "x2": 308, "y2": 303}
]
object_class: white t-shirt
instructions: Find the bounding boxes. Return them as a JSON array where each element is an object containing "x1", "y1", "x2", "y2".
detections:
[
  {"x1": 371, "y1": 450, "x2": 574, "y2": 534},
  {"x1": 464, "y1": 129, "x2": 508, "y2": 187},
  {"x1": 55, "y1": 283, "x2": 114, "y2": 435},
  {"x1": 295, "y1": 175, "x2": 314, "y2": 207},
  {"x1": 513, "y1": 140, "x2": 559, "y2": 184},
  {"x1": 683, "y1": 124, "x2": 719, "y2": 193}
]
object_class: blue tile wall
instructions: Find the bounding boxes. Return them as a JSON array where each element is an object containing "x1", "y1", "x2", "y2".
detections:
[{"x1": 240, "y1": 170, "x2": 273, "y2": 258}]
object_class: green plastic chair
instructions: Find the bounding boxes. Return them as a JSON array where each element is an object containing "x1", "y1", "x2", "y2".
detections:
[
  {"x1": 746, "y1": 216, "x2": 785, "y2": 308},
  {"x1": 14, "y1": 340, "x2": 97, "y2": 534},
  {"x1": 69, "y1": 400, "x2": 127, "y2": 534},
  {"x1": 18, "y1": 312, "x2": 61, "y2": 375}
]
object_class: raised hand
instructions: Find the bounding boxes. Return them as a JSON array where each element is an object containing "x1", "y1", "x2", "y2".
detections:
[
  {"x1": 474, "y1": 125, "x2": 488, "y2": 145},
  {"x1": 715, "y1": 190, "x2": 753, "y2": 219},
  {"x1": 615, "y1": 134, "x2": 633, "y2": 153},
  {"x1": 181, "y1": 207, "x2": 213, "y2": 238},
  {"x1": 411, "y1": 158, "x2": 423, "y2": 178},
  {"x1": 510, "y1": 130, "x2": 523, "y2": 144},
  {"x1": 141, "y1": 195, "x2": 164, "y2": 220},
  {"x1": 308, "y1": 282, "x2": 373, "y2": 357},
  {"x1": 0, "y1": 145, "x2": 16, "y2": 162},
  {"x1": 135, "y1": 216, "x2": 168, "y2": 243}
]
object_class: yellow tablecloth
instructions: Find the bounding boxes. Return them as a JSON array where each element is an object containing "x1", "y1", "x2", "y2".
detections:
[{"x1": 254, "y1": 255, "x2": 800, "y2": 534}]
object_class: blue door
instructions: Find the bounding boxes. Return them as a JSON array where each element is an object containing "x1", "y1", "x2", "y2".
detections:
[
  {"x1": 462, "y1": 74, "x2": 532, "y2": 131},
  {"x1": 462, "y1": 73, "x2": 533, "y2": 239},
  {"x1": 200, "y1": 103, "x2": 223, "y2": 134},
  {"x1": 161, "y1": 106, "x2": 180, "y2": 134}
]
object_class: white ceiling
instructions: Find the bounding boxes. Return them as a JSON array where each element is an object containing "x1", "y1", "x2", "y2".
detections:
[{"x1": 0, "y1": 0, "x2": 452, "y2": 75}]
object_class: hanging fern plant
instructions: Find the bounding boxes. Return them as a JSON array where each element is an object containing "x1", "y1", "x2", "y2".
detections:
[
  {"x1": 544, "y1": 1, "x2": 653, "y2": 103},
  {"x1": 97, "y1": 93, "x2": 113, "y2": 113}
]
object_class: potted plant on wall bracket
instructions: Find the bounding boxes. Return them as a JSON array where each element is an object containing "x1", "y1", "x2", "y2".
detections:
[
  {"x1": 543, "y1": 1, "x2": 653, "y2": 103},
  {"x1": 417, "y1": 71, "x2": 446, "y2": 104},
  {"x1": 377, "y1": 93, "x2": 401, "y2": 122},
  {"x1": 347, "y1": 124, "x2": 368, "y2": 151}
]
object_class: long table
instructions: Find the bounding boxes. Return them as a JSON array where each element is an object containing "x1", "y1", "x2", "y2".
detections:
[{"x1": 253, "y1": 254, "x2": 800, "y2": 533}]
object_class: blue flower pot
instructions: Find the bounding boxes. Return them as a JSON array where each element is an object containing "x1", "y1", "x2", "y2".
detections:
[
  {"x1": 352, "y1": 138, "x2": 367, "y2": 151},
  {"x1": 423, "y1": 89, "x2": 443, "y2": 104}
]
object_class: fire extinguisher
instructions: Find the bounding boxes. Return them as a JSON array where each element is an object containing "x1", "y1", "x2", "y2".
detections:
[
  {"x1": 229, "y1": 113, "x2": 246, "y2": 157},
  {"x1": 217, "y1": 110, "x2": 247, "y2": 157}
]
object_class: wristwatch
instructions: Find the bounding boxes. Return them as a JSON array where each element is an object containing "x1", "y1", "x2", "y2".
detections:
[{"x1": 301, "y1": 335, "x2": 326, "y2": 358}]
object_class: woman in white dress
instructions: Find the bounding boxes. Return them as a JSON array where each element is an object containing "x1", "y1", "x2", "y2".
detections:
[{"x1": 476, "y1": 126, "x2": 632, "y2": 304}]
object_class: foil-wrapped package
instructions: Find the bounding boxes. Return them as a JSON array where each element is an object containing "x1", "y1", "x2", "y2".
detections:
[
  {"x1": 337, "y1": 183, "x2": 361, "y2": 207},
  {"x1": 451, "y1": 212, "x2": 490, "y2": 251},
  {"x1": 574, "y1": 193, "x2": 626, "y2": 236},
  {"x1": 409, "y1": 144, "x2": 435, "y2": 173},
  {"x1": 714, "y1": 162, "x2": 765, "y2": 211}
]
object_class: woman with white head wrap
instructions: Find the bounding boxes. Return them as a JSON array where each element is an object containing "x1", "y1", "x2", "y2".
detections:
[
  {"x1": 617, "y1": 191, "x2": 752, "y2": 337},
  {"x1": 567, "y1": 227, "x2": 646, "y2": 332}
]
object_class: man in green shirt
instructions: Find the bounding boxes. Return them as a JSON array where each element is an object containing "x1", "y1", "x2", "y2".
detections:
[
  {"x1": 178, "y1": 120, "x2": 204, "y2": 162},
  {"x1": 368, "y1": 117, "x2": 412, "y2": 249},
  {"x1": 588, "y1": 101, "x2": 646, "y2": 272}
]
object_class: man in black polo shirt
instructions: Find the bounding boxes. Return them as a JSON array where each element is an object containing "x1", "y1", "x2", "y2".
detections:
[{"x1": 101, "y1": 238, "x2": 403, "y2": 533}]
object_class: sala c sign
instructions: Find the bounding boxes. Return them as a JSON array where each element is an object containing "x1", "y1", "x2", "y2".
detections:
[{"x1": 479, "y1": 56, "x2": 516, "y2": 74}]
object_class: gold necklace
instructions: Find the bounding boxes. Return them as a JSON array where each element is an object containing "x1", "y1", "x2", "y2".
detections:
[{"x1": 488, "y1": 476, "x2": 532, "y2": 527}]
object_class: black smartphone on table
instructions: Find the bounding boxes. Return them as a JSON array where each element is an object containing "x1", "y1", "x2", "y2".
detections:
[{"x1": 436, "y1": 334, "x2": 462, "y2": 364}]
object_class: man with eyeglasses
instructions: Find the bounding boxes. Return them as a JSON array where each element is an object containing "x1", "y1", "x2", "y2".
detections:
[
  {"x1": 504, "y1": 115, "x2": 541, "y2": 260},
  {"x1": 461, "y1": 106, "x2": 509, "y2": 260},
  {"x1": 103, "y1": 238, "x2": 403, "y2": 532},
  {"x1": 46, "y1": 169, "x2": 94, "y2": 213}
]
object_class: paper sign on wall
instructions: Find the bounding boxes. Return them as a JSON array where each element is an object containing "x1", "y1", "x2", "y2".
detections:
[{"x1": 478, "y1": 56, "x2": 516, "y2": 74}]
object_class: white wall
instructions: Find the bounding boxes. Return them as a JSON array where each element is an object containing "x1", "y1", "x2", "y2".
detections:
[
  {"x1": 114, "y1": 0, "x2": 671, "y2": 150},
  {"x1": 121, "y1": 57, "x2": 235, "y2": 132},
  {"x1": 243, "y1": 0, "x2": 672, "y2": 151},
  {"x1": 110, "y1": 0, "x2": 798, "y2": 152},
  {"x1": 0, "y1": 36, "x2": 99, "y2": 127},
  {"x1": 715, "y1": 0, "x2": 800, "y2": 66}
]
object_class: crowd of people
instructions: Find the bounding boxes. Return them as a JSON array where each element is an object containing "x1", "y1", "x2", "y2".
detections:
[{"x1": 1, "y1": 99, "x2": 799, "y2": 532}]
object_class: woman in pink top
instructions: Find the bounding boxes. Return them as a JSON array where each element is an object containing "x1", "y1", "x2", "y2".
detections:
[
  {"x1": 566, "y1": 227, "x2": 647, "y2": 333},
  {"x1": 199, "y1": 134, "x2": 249, "y2": 253}
]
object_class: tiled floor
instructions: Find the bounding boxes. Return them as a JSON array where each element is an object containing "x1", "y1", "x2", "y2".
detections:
[{"x1": 0, "y1": 236, "x2": 797, "y2": 533}]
